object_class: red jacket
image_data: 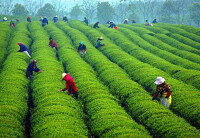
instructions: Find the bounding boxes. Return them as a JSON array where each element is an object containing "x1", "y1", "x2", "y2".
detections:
[
  {"x1": 62, "y1": 74, "x2": 78, "y2": 93},
  {"x1": 49, "y1": 40, "x2": 58, "y2": 50}
]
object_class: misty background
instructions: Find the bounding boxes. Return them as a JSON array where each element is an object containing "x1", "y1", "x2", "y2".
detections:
[{"x1": 0, "y1": 0, "x2": 200, "y2": 27}]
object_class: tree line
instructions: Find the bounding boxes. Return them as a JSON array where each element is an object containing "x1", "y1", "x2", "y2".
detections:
[{"x1": 0, "y1": 0, "x2": 200, "y2": 27}]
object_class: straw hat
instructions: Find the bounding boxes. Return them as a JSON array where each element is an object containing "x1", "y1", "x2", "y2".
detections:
[
  {"x1": 125, "y1": 19, "x2": 128, "y2": 21},
  {"x1": 99, "y1": 36, "x2": 103, "y2": 40},
  {"x1": 62, "y1": 73, "x2": 70, "y2": 79},
  {"x1": 55, "y1": 15, "x2": 58, "y2": 17},
  {"x1": 3, "y1": 17, "x2": 7, "y2": 21},
  {"x1": 62, "y1": 73, "x2": 67, "y2": 79},
  {"x1": 154, "y1": 76, "x2": 165, "y2": 85}
]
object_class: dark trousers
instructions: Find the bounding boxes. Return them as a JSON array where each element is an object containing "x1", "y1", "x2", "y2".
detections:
[
  {"x1": 73, "y1": 91, "x2": 78, "y2": 99},
  {"x1": 42, "y1": 23, "x2": 47, "y2": 27},
  {"x1": 26, "y1": 70, "x2": 33, "y2": 78}
]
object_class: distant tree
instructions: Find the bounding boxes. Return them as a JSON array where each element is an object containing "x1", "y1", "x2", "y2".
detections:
[
  {"x1": 82, "y1": 0, "x2": 97, "y2": 23},
  {"x1": 97, "y1": 2, "x2": 115, "y2": 24},
  {"x1": 51, "y1": 0, "x2": 67, "y2": 17},
  {"x1": 12, "y1": 3, "x2": 29, "y2": 16},
  {"x1": 138, "y1": 0, "x2": 152, "y2": 21},
  {"x1": 172, "y1": 0, "x2": 187, "y2": 24},
  {"x1": 189, "y1": 2, "x2": 200, "y2": 27},
  {"x1": 24, "y1": 0, "x2": 40, "y2": 16},
  {"x1": 114, "y1": 1, "x2": 131, "y2": 23},
  {"x1": 0, "y1": 0, "x2": 13, "y2": 15},
  {"x1": 37, "y1": 3, "x2": 56, "y2": 17},
  {"x1": 70, "y1": 4, "x2": 83, "y2": 20},
  {"x1": 160, "y1": 0, "x2": 175, "y2": 23}
]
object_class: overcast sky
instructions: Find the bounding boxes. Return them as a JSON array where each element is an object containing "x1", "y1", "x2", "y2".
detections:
[{"x1": 12, "y1": 0, "x2": 116, "y2": 10}]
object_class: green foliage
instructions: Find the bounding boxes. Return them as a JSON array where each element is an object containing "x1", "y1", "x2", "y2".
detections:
[
  {"x1": 64, "y1": 20, "x2": 200, "y2": 136},
  {"x1": 117, "y1": 25, "x2": 200, "y2": 71},
  {"x1": 158, "y1": 25, "x2": 200, "y2": 43},
  {"x1": 189, "y1": 2, "x2": 200, "y2": 27},
  {"x1": 70, "y1": 4, "x2": 83, "y2": 20},
  {"x1": 97, "y1": 2, "x2": 115, "y2": 24},
  {"x1": 0, "y1": 22, "x2": 31, "y2": 137},
  {"x1": 99, "y1": 24, "x2": 200, "y2": 90},
  {"x1": 167, "y1": 33, "x2": 200, "y2": 50},
  {"x1": 28, "y1": 22, "x2": 88, "y2": 137},
  {"x1": 0, "y1": 22, "x2": 12, "y2": 72},
  {"x1": 139, "y1": 25, "x2": 200, "y2": 56},
  {"x1": 160, "y1": 0, "x2": 175, "y2": 23},
  {"x1": 37, "y1": 3, "x2": 56, "y2": 17},
  {"x1": 12, "y1": 3, "x2": 29, "y2": 16},
  {"x1": 45, "y1": 22, "x2": 152, "y2": 137}
]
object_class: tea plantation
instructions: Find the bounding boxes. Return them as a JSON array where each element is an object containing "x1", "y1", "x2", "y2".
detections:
[{"x1": 0, "y1": 20, "x2": 200, "y2": 137}]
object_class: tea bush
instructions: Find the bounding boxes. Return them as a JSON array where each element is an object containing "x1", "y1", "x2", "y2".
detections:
[
  {"x1": 0, "y1": 22, "x2": 31, "y2": 137},
  {"x1": 58, "y1": 21, "x2": 200, "y2": 136},
  {"x1": 44, "y1": 22, "x2": 152, "y2": 137}
]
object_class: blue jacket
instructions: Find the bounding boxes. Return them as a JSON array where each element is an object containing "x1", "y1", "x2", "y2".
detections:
[
  {"x1": 53, "y1": 17, "x2": 58, "y2": 23},
  {"x1": 152, "y1": 19, "x2": 158, "y2": 23},
  {"x1": 18, "y1": 44, "x2": 30, "y2": 54},
  {"x1": 42, "y1": 18, "x2": 48, "y2": 24},
  {"x1": 27, "y1": 63, "x2": 40, "y2": 72},
  {"x1": 108, "y1": 23, "x2": 116, "y2": 28}
]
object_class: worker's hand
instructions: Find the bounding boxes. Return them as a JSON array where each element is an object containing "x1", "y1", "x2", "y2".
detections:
[
  {"x1": 49, "y1": 45, "x2": 50, "y2": 47},
  {"x1": 39, "y1": 70, "x2": 43, "y2": 73},
  {"x1": 58, "y1": 89, "x2": 62, "y2": 92}
]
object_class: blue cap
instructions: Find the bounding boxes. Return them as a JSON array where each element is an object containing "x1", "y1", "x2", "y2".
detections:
[{"x1": 79, "y1": 42, "x2": 83, "y2": 45}]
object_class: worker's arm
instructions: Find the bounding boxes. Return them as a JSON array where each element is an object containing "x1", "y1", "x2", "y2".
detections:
[
  {"x1": 100, "y1": 42, "x2": 105, "y2": 46},
  {"x1": 34, "y1": 65, "x2": 40, "y2": 72},
  {"x1": 18, "y1": 45, "x2": 24, "y2": 52},
  {"x1": 49, "y1": 40, "x2": 54, "y2": 46},
  {"x1": 152, "y1": 92, "x2": 158, "y2": 100},
  {"x1": 165, "y1": 84, "x2": 172, "y2": 98},
  {"x1": 165, "y1": 91, "x2": 172, "y2": 98},
  {"x1": 152, "y1": 87, "x2": 159, "y2": 100},
  {"x1": 58, "y1": 80, "x2": 71, "y2": 92}
]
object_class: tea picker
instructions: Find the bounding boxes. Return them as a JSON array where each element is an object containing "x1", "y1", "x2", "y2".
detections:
[
  {"x1": 58, "y1": 73, "x2": 78, "y2": 99},
  {"x1": 63, "y1": 15, "x2": 68, "y2": 22},
  {"x1": 152, "y1": 76, "x2": 172, "y2": 108},
  {"x1": 95, "y1": 36, "x2": 105, "y2": 49},
  {"x1": 52, "y1": 15, "x2": 58, "y2": 23},
  {"x1": 26, "y1": 59, "x2": 42, "y2": 79},
  {"x1": 77, "y1": 42, "x2": 87, "y2": 58},
  {"x1": 49, "y1": 37, "x2": 58, "y2": 51},
  {"x1": 93, "y1": 21, "x2": 100, "y2": 28},
  {"x1": 83, "y1": 17, "x2": 88, "y2": 25},
  {"x1": 27, "y1": 16, "x2": 31, "y2": 22},
  {"x1": 18, "y1": 42, "x2": 31, "y2": 58},
  {"x1": 42, "y1": 16, "x2": 48, "y2": 27}
]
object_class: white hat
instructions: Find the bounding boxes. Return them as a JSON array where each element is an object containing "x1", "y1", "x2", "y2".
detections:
[
  {"x1": 99, "y1": 36, "x2": 103, "y2": 40},
  {"x1": 3, "y1": 17, "x2": 7, "y2": 21},
  {"x1": 55, "y1": 15, "x2": 58, "y2": 17},
  {"x1": 125, "y1": 19, "x2": 128, "y2": 21},
  {"x1": 62, "y1": 73, "x2": 67, "y2": 79},
  {"x1": 154, "y1": 76, "x2": 165, "y2": 85}
]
